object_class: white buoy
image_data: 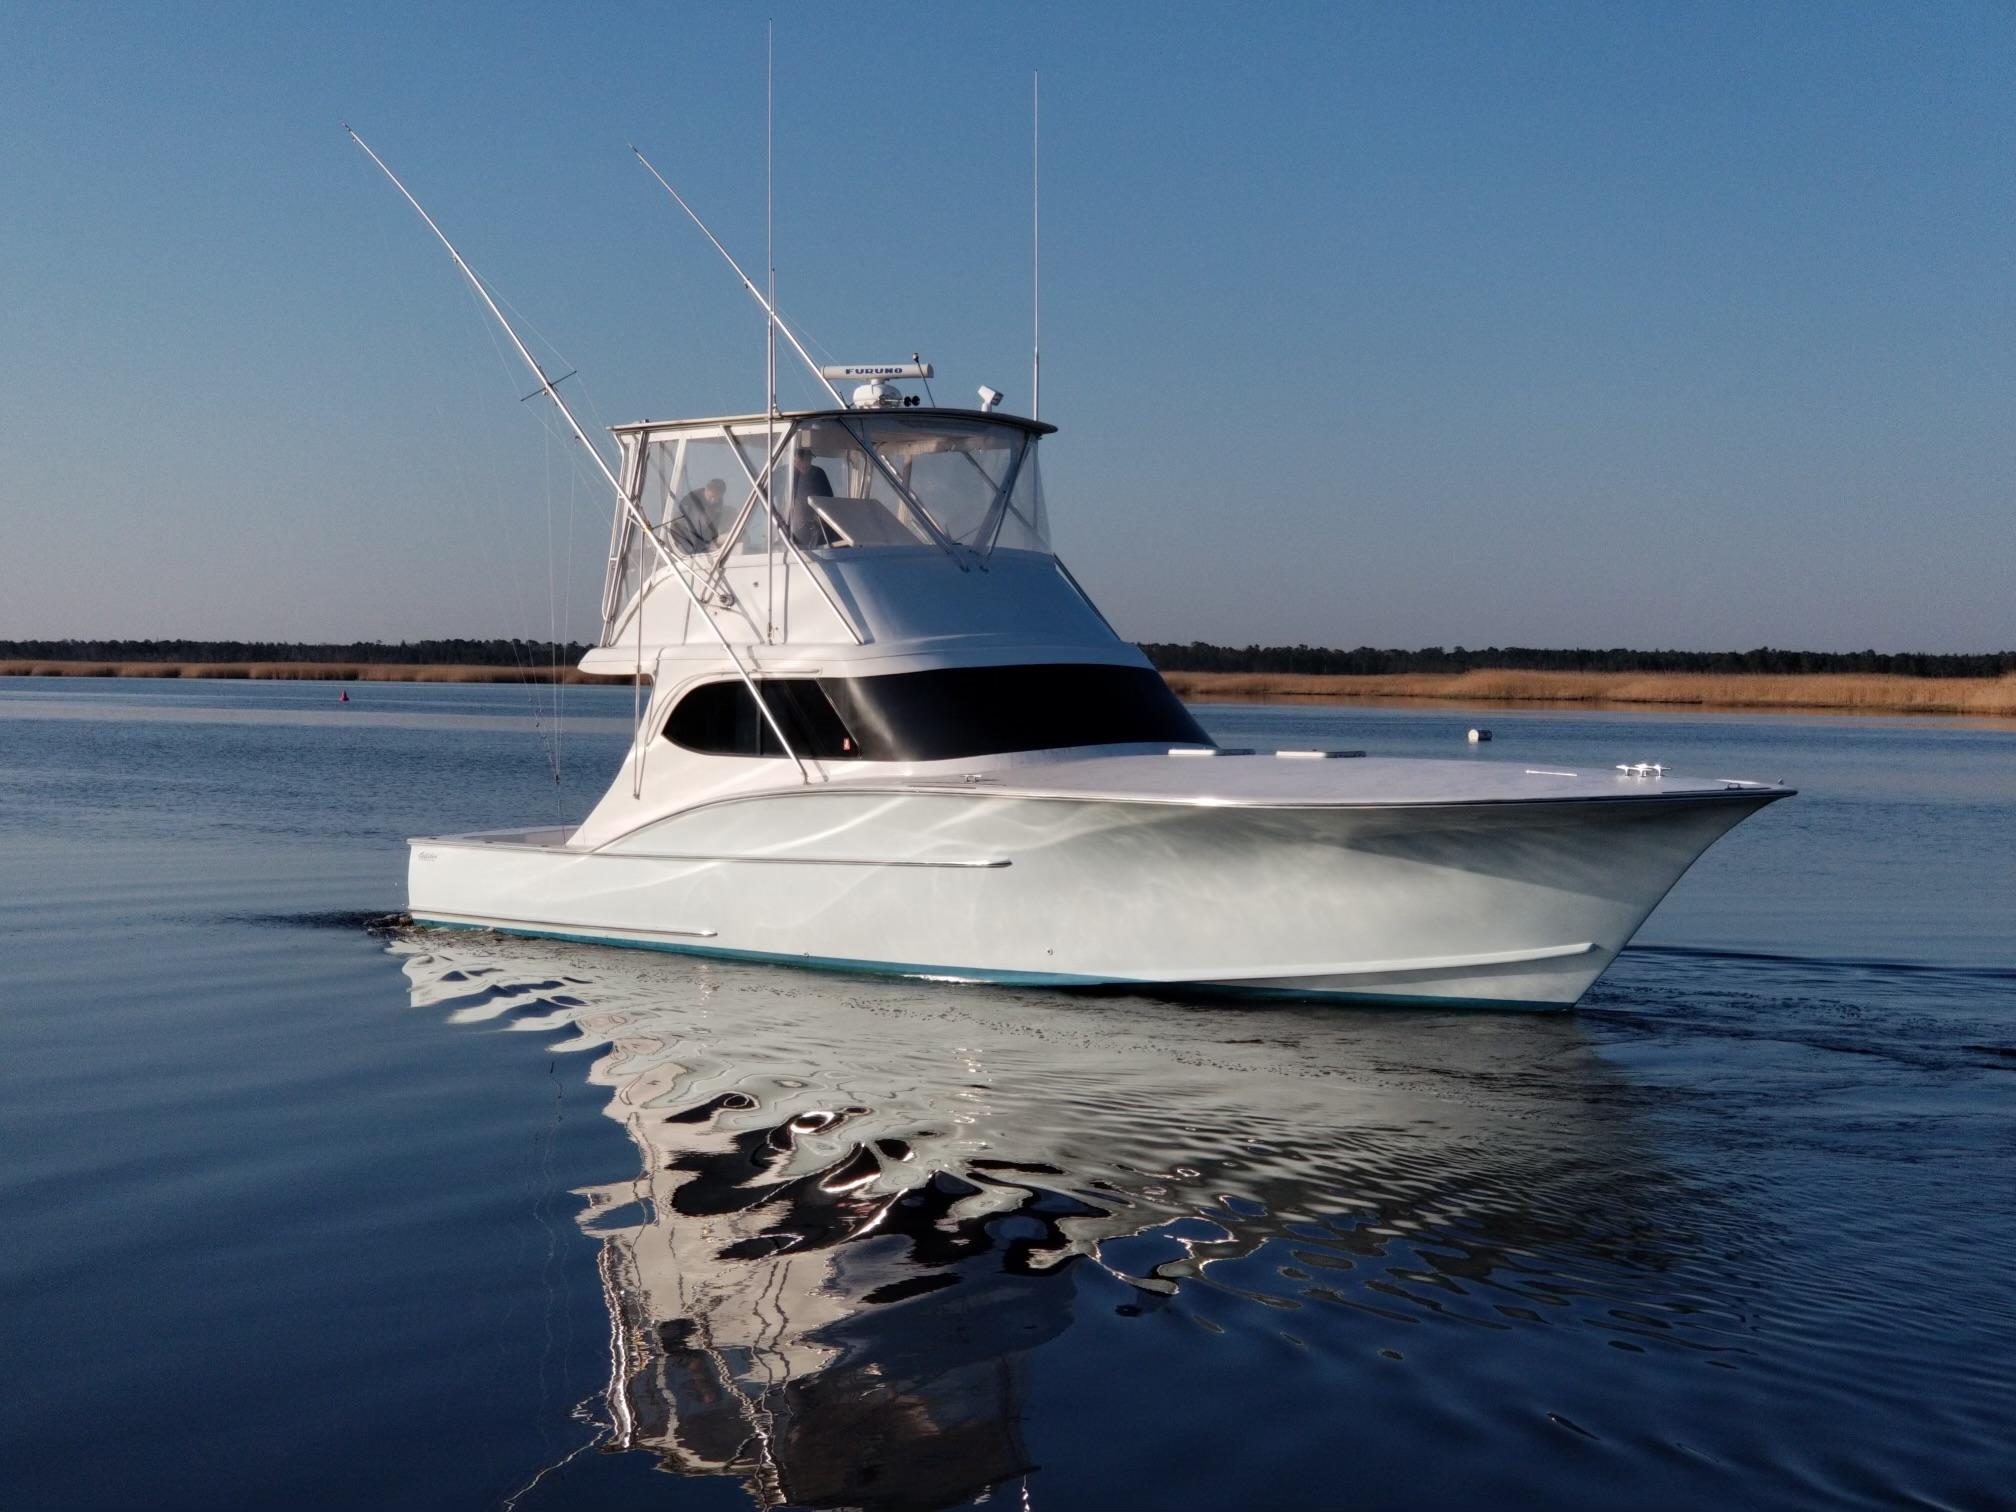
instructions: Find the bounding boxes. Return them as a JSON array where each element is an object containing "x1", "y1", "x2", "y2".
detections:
[{"x1": 1467, "y1": 728, "x2": 1491, "y2": 743}]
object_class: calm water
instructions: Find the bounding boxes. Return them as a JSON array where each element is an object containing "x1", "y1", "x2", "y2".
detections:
[{"x1": 1, "y1": 677, "x2": 2010, "y2": 1511}]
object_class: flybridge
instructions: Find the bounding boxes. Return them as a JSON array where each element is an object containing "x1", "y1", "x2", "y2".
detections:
[{"x1": 593, "y1": 404, "x2": 1069, "y2": 660}]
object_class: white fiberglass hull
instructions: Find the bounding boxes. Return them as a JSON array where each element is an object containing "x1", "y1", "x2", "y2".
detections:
[{"x1": 408, "y1": 785, "x2": 1781, "y2": 1008}]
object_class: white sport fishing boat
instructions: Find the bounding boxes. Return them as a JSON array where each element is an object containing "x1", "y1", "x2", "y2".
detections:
[{"x1": 354, "y1": 129, "x2": 1791, "y2": 1009}]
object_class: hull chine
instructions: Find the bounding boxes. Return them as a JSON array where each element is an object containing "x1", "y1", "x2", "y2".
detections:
[{"x1": 404, "y1": 909, "x2": 1614, "y2": 1010}]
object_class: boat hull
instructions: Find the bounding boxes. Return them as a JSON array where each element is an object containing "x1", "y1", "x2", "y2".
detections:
[{"x1": 407, "y1": 788, "x2": 1780, "y2": 1008}]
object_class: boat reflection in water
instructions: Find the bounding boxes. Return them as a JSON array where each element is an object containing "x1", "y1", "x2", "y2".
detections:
[{"x1": 396, "y1": 931, "x2": 1743, "y2": 1511}]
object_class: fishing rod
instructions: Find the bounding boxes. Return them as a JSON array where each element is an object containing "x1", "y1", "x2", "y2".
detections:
[
  {"x1": 345, "y1": 126, "x2": 813, "y2": 782},
  {"x1": 629, "y1": 144, "x2": 847, "y2": 409}
]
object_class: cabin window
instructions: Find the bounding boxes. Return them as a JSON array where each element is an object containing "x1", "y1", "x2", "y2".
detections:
[
  {"x1": 665, "y1": 664, "x2": 1205, "y2": 763},
  {"x1": 664, "y1": 679, "x2": 861, "y2": 759},
  {"x1": 823, "y1": 664, "x2": 1207, "y2": 760}
]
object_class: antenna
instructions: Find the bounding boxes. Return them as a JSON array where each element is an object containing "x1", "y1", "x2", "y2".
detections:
[
  {"x1": 766, "y1": 20, "x2": 776, "y2": 420},
  {"x1": 1032, "y1": 70, "x2": 1040, "y2": 421},
  {"x1": 766, "y1": 20, "x2": 777, "y2": 643},
  {"x1": 348, "y1": 126, "x2": 813, "y2": 780},
  {"x1": 630, "y1": 145, "x2": 846, "y2": 408}
]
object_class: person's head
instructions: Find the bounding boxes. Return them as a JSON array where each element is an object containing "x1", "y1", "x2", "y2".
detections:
[
  {"x1": 702, "y1": 478, "x2": 725, "y2": 503},
  {"x1": 794, "y1": 448, "x2": 815, "y2": 470}
]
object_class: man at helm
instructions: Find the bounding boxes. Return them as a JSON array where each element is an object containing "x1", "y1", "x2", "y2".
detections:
[{"x1": 788, "y1": 447, "x2": 836, "y2": 546}]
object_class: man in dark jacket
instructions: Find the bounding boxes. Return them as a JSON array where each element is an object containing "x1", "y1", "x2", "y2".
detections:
[
  {"x1": 668, "y1": 477, "x2": 727, "y2": 553},
  {"x1": 789, "y1": 448, "x2": 837, "y2": 546}
]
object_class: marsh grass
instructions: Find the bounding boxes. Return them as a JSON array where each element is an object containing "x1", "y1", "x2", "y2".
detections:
[{"x1": 1161, "y1": 668, "x2": 2016, "y2": 717}]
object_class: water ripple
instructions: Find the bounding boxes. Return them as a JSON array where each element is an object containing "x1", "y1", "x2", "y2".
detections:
[{"x1": 379, "y1": 928, "x2": 1989, "y2": 1511}]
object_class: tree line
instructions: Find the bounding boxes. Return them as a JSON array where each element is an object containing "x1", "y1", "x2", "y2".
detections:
[
  {"x1": 0, "y1": 638, "x2": 594, "y2": 666},
  {"x1": 1138, "y1": 642, "x2": 2016, "y2": 679},
  {"x1": 4, "y1": 637, "x2": 2010, "y2": 679}
]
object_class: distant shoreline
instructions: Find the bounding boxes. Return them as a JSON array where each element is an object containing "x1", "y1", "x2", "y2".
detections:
[
  {"x1": 0, "y1": 659, "x2": 623, "y2": 685},
  {"x1": 5, "y1": 659, "x2": 2013, "y2": 718}
]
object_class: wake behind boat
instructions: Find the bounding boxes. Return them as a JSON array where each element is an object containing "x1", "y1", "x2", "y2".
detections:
[{"x1": 353, "y1": 130, "x2": 1791, "y2": 1009}]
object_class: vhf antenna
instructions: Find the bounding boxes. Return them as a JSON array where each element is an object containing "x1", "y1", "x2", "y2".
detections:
[
  {"x1": 1032, "y1": 69, "x2": 1040, "y2": 421},
  {"x1": 766, "y1": 20, "x2": 777, "y2": 420},
  {"x1": 766, "y1": 21, "x2": 777, "y2": 643}
]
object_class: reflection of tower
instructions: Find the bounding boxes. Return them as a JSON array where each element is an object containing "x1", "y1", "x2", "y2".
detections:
[
  {"x1": 582, "y1": 1090, "x2": 1101, "y2": 1511},
  {"x1": 398, "y1": 930, "x2": 1728, "y2": 1512}
]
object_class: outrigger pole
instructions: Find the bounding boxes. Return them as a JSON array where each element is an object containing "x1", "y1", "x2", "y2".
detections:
[
  {"x1": 629, "y1": 145, "x2": 848, "y2": 409},
  {"x1": 345, "y1": 126, "x2": 814, "y2": 783}
]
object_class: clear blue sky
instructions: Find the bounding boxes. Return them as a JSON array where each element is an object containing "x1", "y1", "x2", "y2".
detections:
[{"x1": 1, "y1": 2, "x2": 2009, "y2": 652}]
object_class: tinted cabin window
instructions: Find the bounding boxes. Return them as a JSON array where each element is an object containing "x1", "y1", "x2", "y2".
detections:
[
  {"x1": 665, "y1": 679, "x2": 859, "y2": 759},
  {"x1": 665, "y1": 665, "x2": 1207, "y2": 762},
  {"x1": 825, "y1": 664, "x2": 1208, "y2": 761}
]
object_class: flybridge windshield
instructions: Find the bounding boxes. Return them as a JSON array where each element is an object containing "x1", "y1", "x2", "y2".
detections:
[
  {"x1": 627, "y1": 414, "x2": 1047, "y2": 563},
  {"x1": 789, "y1": 415, "x2": 1047, "y2": 554}
]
